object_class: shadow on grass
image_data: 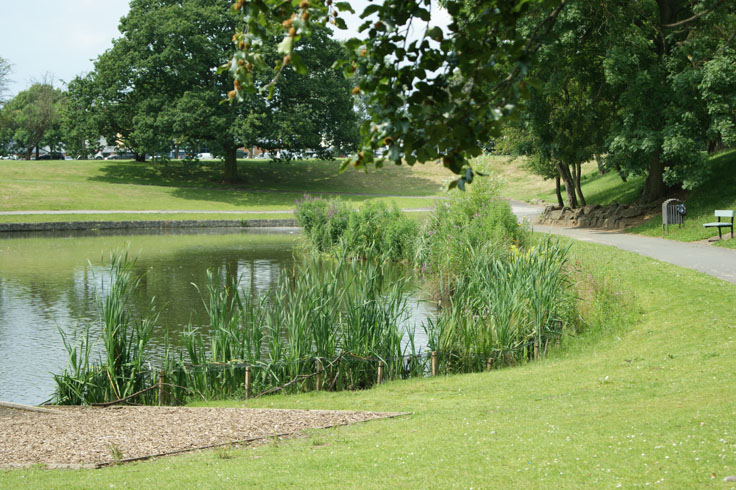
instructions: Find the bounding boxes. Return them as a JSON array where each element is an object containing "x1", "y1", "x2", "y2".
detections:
[{"x1": 87, "y1": 159, "x2": 443, "y2": 202}]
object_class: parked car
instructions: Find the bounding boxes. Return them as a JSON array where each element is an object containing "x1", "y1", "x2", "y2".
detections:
[
  {"x1": 196, "y1": 152, "x2": 214, "y2": 160},
  {"x1": 37, "y1": 152, "x2": 65, "y2": 160}
]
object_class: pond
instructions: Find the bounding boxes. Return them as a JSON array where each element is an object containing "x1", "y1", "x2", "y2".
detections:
[{"x1": 0, "y1": 228, "x2": 432, "y2": 405}]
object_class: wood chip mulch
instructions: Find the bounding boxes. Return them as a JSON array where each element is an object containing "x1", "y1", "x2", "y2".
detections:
[{"x1": 0, "y1": 406, "x2": 405, "y2": 468}]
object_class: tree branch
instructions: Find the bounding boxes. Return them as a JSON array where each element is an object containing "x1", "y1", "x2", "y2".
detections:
[{"x1": 662, "y1": 0, "x2": 726, "y2": 28}]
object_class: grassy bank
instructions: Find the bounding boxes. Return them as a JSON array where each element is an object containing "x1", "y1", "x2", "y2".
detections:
[
  {"x1": 0, "y1": 159, "x2": 451, "y2": 222},
  {"x1": 4, "y1": 237, "x2": 735, "y2": 487},
  {"x1": 485, "y1": 150, "x2": 736, "y2": 248}
]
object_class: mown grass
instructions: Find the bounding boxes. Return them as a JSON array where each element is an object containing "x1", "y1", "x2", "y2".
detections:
[
  {"x1": 476, "y1": 154, "x2": 646, "y2": 206},
  {"x1": 0, "y1": 159, "x2": 451, "y2": 221},
  {"x1": 4, "y1": 238, "x2": 735, "y2": 487}
]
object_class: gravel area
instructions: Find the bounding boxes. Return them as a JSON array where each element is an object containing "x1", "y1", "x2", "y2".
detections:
[{"x1": 0, "y1": 406, "x2": 404, "y2": 468}]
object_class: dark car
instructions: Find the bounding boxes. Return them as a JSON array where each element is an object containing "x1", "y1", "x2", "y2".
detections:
[{"x1": 37, "y1": 152, "x2": 65, "y2": 160}]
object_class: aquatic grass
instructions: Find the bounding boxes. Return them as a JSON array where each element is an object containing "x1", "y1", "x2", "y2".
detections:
[
  {"x1": 52, "y1": 253, "x2": 160, "y2": 405},
  {"x1": 431, "y1": 237, "x2": 576, "y2": 373}
]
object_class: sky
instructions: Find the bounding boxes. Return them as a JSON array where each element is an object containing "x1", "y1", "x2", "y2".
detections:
[
  {"x1": 0, "y1": 0, "x2": 131, "y2": 98},
  {"x1": 0, "y1": 0, "x2": 450, "y2": 99}
]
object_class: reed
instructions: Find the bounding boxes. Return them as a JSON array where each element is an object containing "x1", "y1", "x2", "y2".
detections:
[{"x1": 53, "y1": 253, "x2": 159, "y2": 405}]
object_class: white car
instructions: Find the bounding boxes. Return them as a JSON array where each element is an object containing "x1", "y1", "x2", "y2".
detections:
[{"x1": 197, "y1": 152, "x2": 214, "y2": 160}]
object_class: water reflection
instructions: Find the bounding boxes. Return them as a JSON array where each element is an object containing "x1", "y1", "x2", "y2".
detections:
[
  {"x1": 0, "y1": 228, "x2": 298, "y2": 405},
  {"x1": 0, "y1": 228, "x2": 433, "y2": 405}
]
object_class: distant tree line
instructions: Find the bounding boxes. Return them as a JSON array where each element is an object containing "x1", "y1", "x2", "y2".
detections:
[{"x1": 0, "y1": 0, "x2": 360, "y2": 183}]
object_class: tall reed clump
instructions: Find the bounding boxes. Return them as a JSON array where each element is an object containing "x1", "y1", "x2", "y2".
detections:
[
  {"x1": 425, "y1": 237, "x2": 577, "y2": 373},
  {"x1": 53, "y1": 253, "x2": 159, "y2": 405},
  {"x1": 167, "y1": 257, "x2": 425, "y2": 402},
  {"x1": 294, "y1": 195, "x2": 418, "y2": 262},
  {"x1": 415, "y1": 176, "x2": 527, "y2": 285}
]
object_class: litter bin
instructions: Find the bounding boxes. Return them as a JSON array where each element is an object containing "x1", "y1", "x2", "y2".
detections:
[{"x1": 662, "y1": 198, "x2": 686, "y2": 234}]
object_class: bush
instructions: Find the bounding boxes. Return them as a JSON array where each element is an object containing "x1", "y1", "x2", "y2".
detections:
[{"x1": 295, "y1": 196, "x2": 418, "y2": 262}]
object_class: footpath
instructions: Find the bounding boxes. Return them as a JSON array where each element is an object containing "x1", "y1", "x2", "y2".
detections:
[{"x1": 509, "y1": 200, "x2": 736, "y2": 285}]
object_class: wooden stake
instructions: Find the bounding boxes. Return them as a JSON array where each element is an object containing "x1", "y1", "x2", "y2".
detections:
[
  {"x1": 534, "y1": 340, "x2": 539, "y2": 361},
  {"x1": 158, "y1": 370, "x2": 165, "y2": 407},
  {"x1": 377, "y1": 361, "x2": 383, "y2": 385},
  {"x1": 316, "y1": 359, "x2": 323, "y2": 391},
  {"x1": 245, "y1": 366, "x2": 252, "y2": 399},
  {"x1": 486, "y1": 357, "x2": 493, "y2": 372},
  {"x1": 431, "y1": 351, "x2": 437, "y2": 377}
]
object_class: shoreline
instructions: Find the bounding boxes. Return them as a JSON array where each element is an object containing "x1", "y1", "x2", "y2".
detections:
[{"x1": 0, "y1": 218, "x2": 300, "y2": 233}]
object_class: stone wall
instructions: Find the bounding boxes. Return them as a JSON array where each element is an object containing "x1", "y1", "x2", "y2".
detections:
[
  {"x1": 0, "y1": 219, "x2": 299, "y2": 233},
  {"x1": 536, "y1": 203, "x2": 650, "y2": 230}
]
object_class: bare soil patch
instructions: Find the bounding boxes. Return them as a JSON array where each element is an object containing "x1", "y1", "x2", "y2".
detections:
[{"x1": 0, "y1": 405, "x2": 405, "y2": 469}]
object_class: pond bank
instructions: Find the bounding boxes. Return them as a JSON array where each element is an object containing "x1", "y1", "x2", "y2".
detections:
[{"x1": 0, "y1": 218, "x2": 299, "y2": 233}]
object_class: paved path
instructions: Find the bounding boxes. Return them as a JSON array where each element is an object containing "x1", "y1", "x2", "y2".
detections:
[{"x1": 507, "y1": 200, "x2": 736, "y2": 285}]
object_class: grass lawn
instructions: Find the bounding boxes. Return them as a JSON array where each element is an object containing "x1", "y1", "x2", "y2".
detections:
[
  {"x1": 4, "y1": 238, "x2": 735, "y2": 488},
  {"x1": 479, "y1": 154, "x2": 646, "y2": 206},
  {"x1": 0, "y1": 159, "x2": 453, "y2": 222}
]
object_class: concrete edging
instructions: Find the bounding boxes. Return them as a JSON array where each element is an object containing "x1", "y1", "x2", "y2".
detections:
[{"x1": 0, "y1": 219, "x2": 299, "y2": 233}]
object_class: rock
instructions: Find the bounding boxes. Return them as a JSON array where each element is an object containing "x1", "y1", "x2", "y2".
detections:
[
  {"x1": 724, "y1": 476, "x2": 736, "y2": 482},
  {"x1": 620, "y1": 206, "x2": 643, "y2": 219}
]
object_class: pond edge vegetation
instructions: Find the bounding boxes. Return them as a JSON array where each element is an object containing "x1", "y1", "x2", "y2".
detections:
[{"x1": 52, "y1": 180, "x2": 635, "y2": 406}]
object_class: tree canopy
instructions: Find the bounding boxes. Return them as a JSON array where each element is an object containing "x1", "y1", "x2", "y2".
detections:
[
  {"x1": 0, "y1": 83, "x2": 65, "y2": 160},
  {"x1": 68, "y1": 0, "x2": 358, "y2": 181},
  {"x1": 228, "y1": 0, "x2": 736, "y2": 200}
]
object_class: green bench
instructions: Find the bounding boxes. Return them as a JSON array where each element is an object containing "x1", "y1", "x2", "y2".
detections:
[{"x1": 703, "y1": 210, "x2": 734, "y2": 240}]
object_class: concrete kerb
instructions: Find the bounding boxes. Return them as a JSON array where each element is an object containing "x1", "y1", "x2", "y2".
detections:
[{"x1": 0, "y1": 218, "x2": 299, "y2": 233}]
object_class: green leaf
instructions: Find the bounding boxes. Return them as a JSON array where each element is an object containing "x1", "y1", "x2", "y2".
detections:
[
  {"x1": 335, "y1": 2, "x2": 355, "y2": 13},
  {"x1": 360, "y1": 4, "x2": 381, "y2": 19}
]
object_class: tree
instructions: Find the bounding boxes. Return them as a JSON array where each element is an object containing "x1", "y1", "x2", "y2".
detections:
[
  {"x1": 60, "y1": 75, "x2": 103, "y2": 159},
  {"x1": 74, "y1": 0, "x2": 358, "y2": 181},
  {"x1": 228, "y1": 0, "x2": 736, "y2": 197},
  {"x1": 227, "y1": 0, "x2": 568, "y2": 187},
  {"x1": 600, "y1": 0, "x2": 736, "y2": 202},
  {"x1": 0, "y1": 83, "x2": 65, "y2": 160},
  {"x1": 498, "y1": 1, "x2": 614, "y2": 208}
]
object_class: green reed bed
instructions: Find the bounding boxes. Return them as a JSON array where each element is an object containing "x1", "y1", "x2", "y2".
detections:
[
  {"x1": 296, "y1": 182, "x2": 582, "y2": 377},
  {"x1": 53, "y1": 255, "x2": 427, "y2": 405},
  {"x1": 53, "y1": 182, "x2": 611, "y2": 406}
]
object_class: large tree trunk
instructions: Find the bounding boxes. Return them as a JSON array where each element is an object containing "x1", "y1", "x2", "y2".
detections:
[
  {"x1": 556, "y1": 162, "x2": 578, "y2": 208},
  {"x1": 554, "y1": 175, "x2": 564, "y2": 207},
  {"x1": 223, "y1": 145, "x2": 240, "y2": 183},
  {"x1": 640, "y1": 151, "x2": 667, "y2": 203},
  {"x1": 574, "y1": 162, "x2": 586, "y2": 207},
  {"x1": 134, "y1": 152, "x2": 146, "y2": 162}
]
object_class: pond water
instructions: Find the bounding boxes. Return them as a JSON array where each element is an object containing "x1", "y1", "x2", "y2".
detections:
[{"x1": 0, "y1": 228, "x2": 432, "y2": 405}]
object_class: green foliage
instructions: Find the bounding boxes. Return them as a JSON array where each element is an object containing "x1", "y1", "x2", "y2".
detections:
[
  {"x1": 53, "y1": 253, "x2": 159, "y2": 405},
  {"x1": 71, "y1": 0, "x2": 358, "y2": 180},
  {"x1": 426, "y1": 237, "x2": 576, "y2": 372},
  {"x1": 600, "y1": 1, "x2": 736, "y2": 200},
  {"x1": 416, "y1": 179, "x2": 527, "y2": 279},
  {"x1": 294, "y1": 196, "x2": 419, "y2": 262},
  {"x1": 0, "y1": 83, "x2": 65, "y2": 159},
  {"x1": 228, "y1": 0, "x2": 568, "y2": 188}
]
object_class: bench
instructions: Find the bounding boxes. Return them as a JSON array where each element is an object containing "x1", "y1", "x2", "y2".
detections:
[{"x1": 703, "y1": 210, "x2": 734, "y2": 240}]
